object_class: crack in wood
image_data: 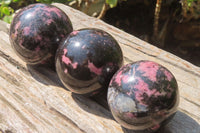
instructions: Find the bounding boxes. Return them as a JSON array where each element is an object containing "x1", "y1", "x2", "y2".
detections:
[
  {"x1": 0, "y1": 129, "x2": 13, "y2": 133},
  {"x1": 0, "y1": 69, "x2": 20, "y2": 87},
  {"x1": 1, "y1": 129, "x2": 12, "y2": 133},
  {"x1": 182, "y1": 97, "x2": 200, "y2": 108},
  {"x1": 0, "y1": 93, "x2": 38, "y2": 132},
  {"x1": 179, "y1": 108, "x2": 200, "y2": 122},
  {"x1": 0, "y1": 51, "x2": 28, "y2": 75},
  {"x1": 178, "y1": 80, "x2": 199, "y2": 90},
  {"x1": 49, "y1": 107, "x2": 86, "y2": 133}
]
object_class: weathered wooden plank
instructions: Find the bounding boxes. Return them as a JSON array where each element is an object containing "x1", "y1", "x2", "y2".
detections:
[{"x1": 0, "y1": 3, "x2": 199, "y2": 133}]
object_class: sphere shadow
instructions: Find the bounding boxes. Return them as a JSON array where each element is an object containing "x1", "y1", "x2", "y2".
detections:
[
  {"x1": 71, "y1": 90, "x2": 113, "y2": 120},
  {"x1": 122, "y1": 111, "x2": 200, "y2": 133},
  {"x1": 26, "y1": 64, "x2": 66, "y2": 89},
  {"x1": 27, "y1": 64, "x2": 113, "y2": 120}
]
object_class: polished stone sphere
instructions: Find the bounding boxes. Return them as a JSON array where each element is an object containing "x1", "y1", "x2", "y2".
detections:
[
  {"x1": 9, "y1": 3, "x2": 73, "y2": 65},
  {"x1": 107, "y1": 60, "x2": 179, "y2": 132},
  {"x1": 56, "y1": 28, "x2": 123, "y2": 95}
]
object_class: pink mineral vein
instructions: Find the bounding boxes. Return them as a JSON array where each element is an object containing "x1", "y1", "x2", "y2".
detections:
[
  {"x1": 35, "y1": 35, "x2": 42, "y2": 41},
  {"x1": 46, "y1": 19, "x2": 54, "y2": 25},
  {"x1": 134, "y1": 78, "x2": 149, "y2": 105},
  {"x1": 32, "y1": 7, "x2": 41, "y2": 16},
  {"x1": 64, "y1": 69, "x2": 68, "y2": 74},
  {"x1": 23, "y1": 27, "x2": 30, "y2": 35},
  {"x1": 151, "y1": 124, "x2": 160, "y2": 130},
  {"x1": 114, "y1": 70, "x2": 122, "y2": 86},
  {"x1": 62, "y1": 49, "x2": 72, "y2": 64},
  {"x1": 167, "y1": 92, "x2": 172, "y2": 98},
  {"x1": 19, "y1": 39, "x2": 24, "y2": 47},
  {"x1": 125, "y1": 112, "x2": 136, "y2": 118},
  {"x1": 82, "y1": 45, "x2": 86, "y2": 49},
  {"x1": 88, "y1": 60, "x2": 102, "y2": 75},
  {"x1": 122, "y1": 75, "x2": 130, "y2": 83},
  {"x1": 107, "y1": 62, "x2": 113, "y2": 66},
  {"x1": 62, "y1": 55, "x2": 71, "y2": 65},
  {"x1": 45, "y1": 7, "x2": 62, "y2": 18},
  {"x1": 163, "y1": 70, "x2": 173, "y2": 81},
  {"x1": 134, "y1": 77, "x2": 161, "y2": 105},
  {"x1": 62, "y1": 49, "x2": 78, "y2": 69},
  {"x1": 35, "y1": 46, "x2": 40, "y2": 52},
  {"x1": 167, "y1": 84, "x2": 173, "y2": 91},
  {"x1": 60, "y1": 34, "x2": 64, "y2": 38},
  {"x1": 127, "y1": 91, "x2": 133, "y2": 96},
  {"x1": 43, "y1": 11, "x2": 51, "y2": 18},
  {"x1": 137, "y1": 61, "x2": 159, "y2": 82},
  {"x1": 71, "y1": 62, "x2": 78, "y2": 69},
  {"x1": 14, "y1": 21, "x2": 21, "y2": 37},
  {"x1": 71, "y1": 30, "x2": 79, "y2": 36},
  {"x1": 63, "y1": 49, "x2": 67, "y2": 54}
]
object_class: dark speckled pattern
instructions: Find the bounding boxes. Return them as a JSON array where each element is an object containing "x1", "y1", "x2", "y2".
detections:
[
  {"x1": 9, "y1": 3, "x2": 73, "y2": 64},
  {"x1": 107, "y1": 60, "x2": 179, "y2": 132},
  {"x1": 56, "y1": 28, "x2": 123, "y2": 95}
]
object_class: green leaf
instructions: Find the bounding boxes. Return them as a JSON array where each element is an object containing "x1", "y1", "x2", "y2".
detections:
[
  {"x1": 2, "y1": 7, "x2": 10, "y2": 15},
  {"x1": 0, "y1": 0, "x2": 12, "y2": 5},
  {"x1": 12, "y1": 0, "x2": 21, "y2": 2},
  {"x1": 106, "y1": 0, "x2": 118, "y2": 8},
  {"x1": 3, "y1": 15, "x2": 13, "y2": 23}
]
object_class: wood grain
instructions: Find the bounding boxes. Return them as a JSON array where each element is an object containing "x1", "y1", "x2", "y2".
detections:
[{"x1": 0, "y1": 3, "x2": 199, "y2": 133}]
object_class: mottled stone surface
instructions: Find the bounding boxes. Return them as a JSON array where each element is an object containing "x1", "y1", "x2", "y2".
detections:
[
  {"x1": 9, "y1": 3, "x2": 73, "y2": 65},
  {"x1": 56, "y1": 28, "x2": 123, "y2": 95},
  {"x1": 108, "y1": 60, "x2": 179, "y2": 132}
]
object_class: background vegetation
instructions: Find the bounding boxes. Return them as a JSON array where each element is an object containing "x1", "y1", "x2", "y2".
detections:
[
  {"x1": 0, "y1": 0, "x2": 120, "y2": 23},
  {"x1": 0, "y1": 0, "x2": 199, "y2": 66}
]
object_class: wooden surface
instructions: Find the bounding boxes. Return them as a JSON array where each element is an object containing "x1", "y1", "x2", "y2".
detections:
[{"x1": 0, "y1": 3, "x2": 199, "y2": 133}]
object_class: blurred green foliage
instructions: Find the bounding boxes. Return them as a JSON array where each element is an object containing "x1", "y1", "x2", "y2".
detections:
[
  {"x1": 0, "y1": 0, "x2": 71, "y2": 23},
  {"x1": 0, "y1": 0, "x2": 14, "y2": 23},
  {"x1": 181, "y1": 0, "x2": 200, "y2": 21},
  {"x1": 0, "y1": 0, "x2": 199, "y2": 23},
  {"x1": 106, "y1": 0, "x2": 118, "y2": 8},
  {"x1": 187, "y1": 0, "x2": 197, "y2": 7},
  {"x1": 0, "y1": 0, "x2": 120, "y2": 23}
]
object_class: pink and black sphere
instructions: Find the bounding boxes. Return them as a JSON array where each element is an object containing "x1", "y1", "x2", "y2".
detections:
[
  {"x1": 107, "y1": 60, "x2": 179, "y2": 132},
  {"x1": 56, "y1": 28, "x2": 123, "y2": 95},
  {"x1": 9, "y1": 3, "x2": 73, "y2": 65}
]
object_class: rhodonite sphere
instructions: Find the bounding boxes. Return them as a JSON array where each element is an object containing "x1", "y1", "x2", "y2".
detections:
[
  {"x1": 56, "y1": 28, "x2": 123, "y2": 95},
  {"x1": 107, "y1": 60, "x2": 179, "y2": 132},
  {"x1": 9, "y1": 3, "x2": 73, "y2": 65}
]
